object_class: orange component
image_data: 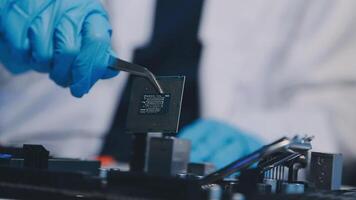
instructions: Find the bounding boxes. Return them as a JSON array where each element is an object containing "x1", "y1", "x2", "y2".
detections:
[{"x1": 97, "y1": 155, "x2": 116, "y2": 167}]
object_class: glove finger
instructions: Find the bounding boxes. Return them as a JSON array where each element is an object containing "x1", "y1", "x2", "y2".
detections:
[
  {"x1": 191, "y1": 123, "x2": 237, "y2": 163},
  {"x1": 51, "y1": 14, "x2": 82, "y2": 87},
  {"x1": 179, "y1": 119, "x2": 215, "y2": 143},
  {"x1": 1, "y1": 1, "x2": 31, "y2": 70},
  {"x1": 181, "y1": 120, "x2": 227, "y2": 162},
  {"x1": 28, "y1": 1, "x2": 57, "y2": 72},
  {"x1": 190, "y1": 131, "x2": 223, "y2": 162},
  {"x1": 70, "y1": 12, "x2": 113, "y2": 97},
  {"x1": 0, "y1": 38, "x2": 30, "y2": 73},
  {"x1": 102, "y1": 67, "x2": 119, "y2": 79},
  {"x1": 1, "y1": 0, "x2": 52, "y2": 71},
  {"x1": 102, "y1": 50, "x2": 119, "y2": 79},
  {"x1": 0, "y1": 1, "x2": 9, "y2": 30}
]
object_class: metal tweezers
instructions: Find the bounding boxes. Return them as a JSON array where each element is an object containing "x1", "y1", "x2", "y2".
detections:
[{"x1": 108, "y1": 56, "x2": 164, "y2": 94}]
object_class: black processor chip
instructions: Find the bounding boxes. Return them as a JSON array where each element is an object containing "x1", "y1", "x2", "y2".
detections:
[
  {"x1": 125, "y1": 76, "x2": 185, "y2": 133},
  {"x1": 139, "y1": 94, "x2": 171, "y2": 115}
]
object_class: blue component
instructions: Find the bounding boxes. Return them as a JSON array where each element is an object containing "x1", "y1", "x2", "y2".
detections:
[
  {"x1": 0, "y1": 153, "x2": 12, "y2": 159},
  {"x1": 179, "y1": 119, "x2": 263, "y2": 169},
  {"x1": 0, "y1": 0, "x2": 118, "y2": 97}
]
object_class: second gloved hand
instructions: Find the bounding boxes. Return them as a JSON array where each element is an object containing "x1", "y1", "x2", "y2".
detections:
[
  {"x1": 0, "y1": 0, "x2": 118, "y2": 97},
  {"x1": 179, "y1": 119, "x2": 263, "y2": 169}
]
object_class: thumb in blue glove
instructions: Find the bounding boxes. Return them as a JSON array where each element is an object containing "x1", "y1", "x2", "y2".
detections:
[
  {"x1": 179, "y1": 119, "x2": 263, "y2": 169},
  {"x1": 0, "y1": 0, "x2": 118, "y2": 97}
]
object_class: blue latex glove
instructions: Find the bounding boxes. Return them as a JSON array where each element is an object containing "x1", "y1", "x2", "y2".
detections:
[
  {"x1": 0, "y1": 0, "x2": 118, "y2": 97},
  {"x1": 179, "y1": 119, "x2": 263, "y2": 169}
]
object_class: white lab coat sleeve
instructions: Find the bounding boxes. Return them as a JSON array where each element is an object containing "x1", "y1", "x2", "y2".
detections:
[
  {"x1": 200, "y1": 43, "x2": 356, "y2": 159},
  {"x1": 198, "y1": 0, "x2": 356, "y2": 159}
]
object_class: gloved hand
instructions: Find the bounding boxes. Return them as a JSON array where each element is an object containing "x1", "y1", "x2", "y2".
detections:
[
  {"x1": 179, "y1": 119, "x2": 263, "y2": 169},
  {"x1": 0, "y1": 0, "x2": 118, "y2": 97}
]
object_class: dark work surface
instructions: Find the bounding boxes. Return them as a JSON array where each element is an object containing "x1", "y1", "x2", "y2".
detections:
[{"x1": 251, "y1": 190, "x2": 356, "y2": 200}]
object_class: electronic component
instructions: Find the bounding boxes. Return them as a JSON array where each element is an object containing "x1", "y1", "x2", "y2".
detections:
[
  {"x1": 280, "y1": 182, "x2": 304, "y2": 194},
  {"x1": 139, "y1": 93, "x2": 171, "y2": 115},
  {"x1": 200, "y1": 137, "x2": 293, "y2": 185},
  {"x1": 126, "y1": 76, "x2": 185, "y2": 173},
  {"x1": 0, "y1": 137, "x2": 352, "y2": 200},
  {"x1": 147, "y1": 137, "x2": 191, "y2": 176},
  {"x1": 310, "y1": 152, "x2": 343, "y2": 190},
  {"x1": 188, "y1": 163, "x2": 216, "y2": 176},
  {"x1": 0, "y1": 145, "x2": 100, "y2": 176},
  {"x1": 126, "y1": 76, "x2": 185, "y2": 133},
  {"x1": 23, "y1": 145, "x2": 49, "y2": 169}
]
